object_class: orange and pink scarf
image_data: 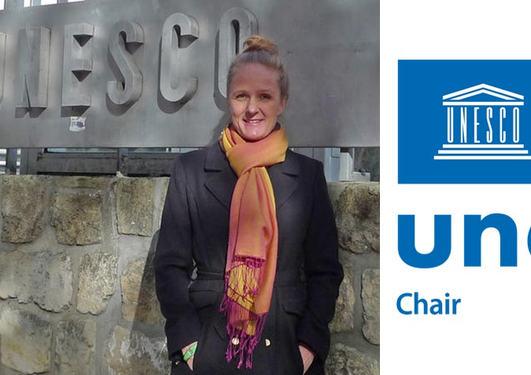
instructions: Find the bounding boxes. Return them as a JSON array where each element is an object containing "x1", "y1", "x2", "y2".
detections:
[{"x1": 219, "y1": 125, "x2": 289, "y2": 369}]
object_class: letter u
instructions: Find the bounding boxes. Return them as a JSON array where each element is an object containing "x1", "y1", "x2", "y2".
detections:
[{"x1": 398, "y1": 215, "x2": 452, "y2": 268}]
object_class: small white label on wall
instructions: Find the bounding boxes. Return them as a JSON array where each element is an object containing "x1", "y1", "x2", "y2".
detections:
[{"x1": 69, "y1": 116, "x2": 86, "y2": 132}]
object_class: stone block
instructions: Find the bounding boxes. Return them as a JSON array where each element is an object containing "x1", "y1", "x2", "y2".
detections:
[
  {"x1": 362, "y1": 269, "x2": 380, "y2": 345},
  {"x1": 329, "y1": 271, "x2": 355, "y2": 334},
  {"x1": 332, "y1": 182, "x2": 380, "y2": 254},
  {"x1": 77, "y1": 252, "x2": 118, "y2": 315},
  {"x1": 1, "y1": 176, "x2": 44, "y2": 243},
  {"x1": 0, "y1": 306, "x2": 53, "y2": 374},
  {"x1": 17, "y1": 252, "x2": 73, "y2": 312},
  {"x1": 0, "y1": 251, "x2": 22, "y2": 299},
  {"x1": 325, "y1": 343, "x2": 379, "y2": 375},
  {"x1": 152, "y1": 178, "x2": 169, "y2": 231},
  {"x1": 51, "y1": 192, "x2": 103, "y2": 245},
  {"x1": 116, "y1": 178, "x2": 154, "y2": 236},
  {"x1": 55, "y1": 320, "x2": 96, "y2": 375},
  {"x1": 121, "y1": 257, "x2": 165, "y2": 325},
  {"x1": 105, "y1": 326, "x2": 170, "y2": 375},
  {"x1": 54, "y1": 176, "x2": 106, "y2": 189}
]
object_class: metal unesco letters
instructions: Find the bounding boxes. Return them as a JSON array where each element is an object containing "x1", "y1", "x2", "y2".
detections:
[{"x1": 0, "y1": 0, "x2": 379, "y2": 148}]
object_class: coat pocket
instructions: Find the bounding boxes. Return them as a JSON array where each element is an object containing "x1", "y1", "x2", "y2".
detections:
[
  {"x1": 281, "y1": 297, "x2": 307, "y2": 316},
  {"x1": 279, "y1": 283, "x2": 308, "y2": 318},
  {"x1": 189, "y1": 280, "x2": 223, "y2": 323},
  {"x1": 278, "y1": 286, "x2": 308, "y2": 374},
  {"x1": 188, "y1": 281, "x2": 229, "y2": 374},
  {"x1": 189, "y1": 289, "x2": 218, "y2": 310}
]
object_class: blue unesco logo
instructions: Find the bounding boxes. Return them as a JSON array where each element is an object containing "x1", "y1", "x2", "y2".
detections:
[{"x1": 399, "y1": 60, "x2": 531, "y2": 183}]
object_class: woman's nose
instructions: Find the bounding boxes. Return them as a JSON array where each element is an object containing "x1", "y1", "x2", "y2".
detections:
[{"x1": 245, "y1": 98, "x2": 259, "y2": 114}]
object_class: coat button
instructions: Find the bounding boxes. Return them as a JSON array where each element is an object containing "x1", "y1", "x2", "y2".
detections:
[
  {"x1": 232, "y1": 337, "x2": 240, "y2": 345},
  {"x1": 265, "y1": 339, "x2": 271, "y2": 347}
]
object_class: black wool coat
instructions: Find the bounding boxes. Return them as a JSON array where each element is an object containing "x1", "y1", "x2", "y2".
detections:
[{"x1": 154, "y1": 143, "x2": 344, "y2": 375}]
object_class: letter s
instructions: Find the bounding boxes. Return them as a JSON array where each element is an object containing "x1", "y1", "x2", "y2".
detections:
[{"x1": 107, "y1": 20, "x2": 144, "y2": 106}]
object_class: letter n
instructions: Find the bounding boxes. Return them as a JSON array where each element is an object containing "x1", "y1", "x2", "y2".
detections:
[
  {"x1": 464, "y1": 214, "x2": 517, "y2": 267},
  {"x1": 16, "y1": 27, "x2": 51, "y2": 115},
  {"x1": 398, "y1": 215, "x2": 452, "y2": 268}
]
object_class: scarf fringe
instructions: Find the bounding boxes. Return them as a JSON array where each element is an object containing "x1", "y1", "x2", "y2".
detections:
[
  {"x1": 220, "y1": 256, "x2": 266, "y2": 369},
  {"x1": 225, "y1": 313, "x2": 267, "y2": 369}
]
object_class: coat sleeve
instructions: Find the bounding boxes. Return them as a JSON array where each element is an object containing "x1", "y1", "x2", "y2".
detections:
[
  {"x1": 154, "y1": 156, "x2": 201, "y2": 361},
  {"x1": 297, "y1": 161, "x2": 344, "y2": 364}
]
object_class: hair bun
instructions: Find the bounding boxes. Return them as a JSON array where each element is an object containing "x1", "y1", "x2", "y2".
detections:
[
  {"x1": 243, "y1": 36, "x2": 279, "y2": 55},
  {"x1": 228, "y1": 35, "x2": 289, "y2": 100}
]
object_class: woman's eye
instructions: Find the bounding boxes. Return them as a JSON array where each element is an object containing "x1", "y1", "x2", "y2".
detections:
[
  {"x1": 260, "y1": 94, "x2": 272, "y2": 100},
  {"x1": 235, "y1": 93, "x2": 247, "y2": 99}
]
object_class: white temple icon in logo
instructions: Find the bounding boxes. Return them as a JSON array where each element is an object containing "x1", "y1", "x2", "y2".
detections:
[{"x1": 435, "y1": 83, "x2": 531, "y2": 160}]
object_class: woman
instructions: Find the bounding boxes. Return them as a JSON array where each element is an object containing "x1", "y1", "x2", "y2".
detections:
[{"x1": 155, "y1": 35, "x2": 343, "y2": 375}]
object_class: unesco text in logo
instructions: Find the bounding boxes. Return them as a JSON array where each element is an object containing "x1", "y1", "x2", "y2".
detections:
[{"x1": 399, "y1": 60, "x2": 531, "y2": 183}]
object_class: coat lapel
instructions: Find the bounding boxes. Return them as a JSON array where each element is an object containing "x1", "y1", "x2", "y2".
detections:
[
  {"x1": 204, "y1": 145, "x2": 300, "y2": 211},
  {"x1": 268, "y1": 150, "x2": 300, "y2": 210},
  {"x1": 204, "y1": 144, "x2": 236, "y2": 210}
]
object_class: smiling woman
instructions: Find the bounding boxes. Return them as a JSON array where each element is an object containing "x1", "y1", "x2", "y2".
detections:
[{"x1": 155, "y1": 35, "x2": 343, "y2": 375}]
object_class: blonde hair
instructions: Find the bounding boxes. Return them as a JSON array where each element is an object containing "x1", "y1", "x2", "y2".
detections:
[{"x1": 227, "y1": 35, "x2": 289, "y2": 101}]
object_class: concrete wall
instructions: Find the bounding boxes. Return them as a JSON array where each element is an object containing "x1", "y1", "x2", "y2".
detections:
[{"x1": 0, "y1": 175, "x2": 379, "y2": 375}]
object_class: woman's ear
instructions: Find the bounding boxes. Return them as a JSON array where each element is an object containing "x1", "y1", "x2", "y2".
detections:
[{"x1": 278, "y1": 97, "x2": 287, "y2": 115}]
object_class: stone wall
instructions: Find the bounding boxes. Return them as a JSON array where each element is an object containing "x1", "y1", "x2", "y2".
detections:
[{"x1": 0, "y1": 176, "x2": 379, "y2": 375}]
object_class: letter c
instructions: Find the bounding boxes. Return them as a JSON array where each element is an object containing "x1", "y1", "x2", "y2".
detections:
[
  {"x1": 397, "y1": 293, "x2": 412, "y2": 315},
  {"x1": 160, "y1": 13, "x2": 198, "y2": 104}
]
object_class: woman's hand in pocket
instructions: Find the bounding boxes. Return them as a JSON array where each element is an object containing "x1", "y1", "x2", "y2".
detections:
[
  {"x1": 182, "y1": 341, "x2": 198, "y2": 371},
  {"x1": 298, "y1": 345, "x2": 315, "y2": 374}
]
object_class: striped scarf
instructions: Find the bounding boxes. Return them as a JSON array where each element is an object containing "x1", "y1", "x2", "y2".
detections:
[{"x1": 219, "y1": 125, "x2": 288, "y2": 369}]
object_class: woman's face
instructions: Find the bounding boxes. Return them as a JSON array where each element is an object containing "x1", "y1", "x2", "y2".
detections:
[{"x1": 228, "y1": 63, "x2": 286, "y2": 142}]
